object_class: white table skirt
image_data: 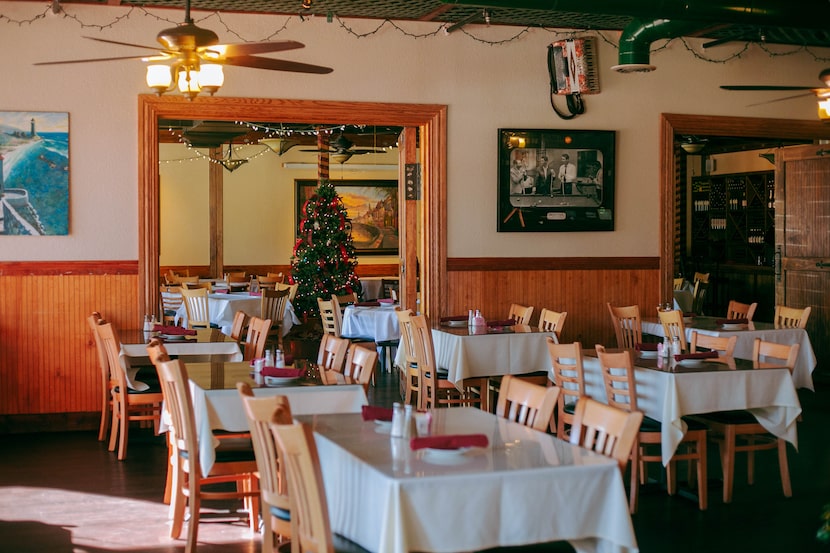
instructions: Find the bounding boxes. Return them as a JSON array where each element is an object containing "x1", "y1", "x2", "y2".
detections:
[
  {"x1": 642, "y1": 316, "x2": 817, "y2": 390},
  {"x1": 174, "y1": 292, "x2": 300, "y2": 336},
  {"x1": 341, "y1": 304, "x2": 401, "y2": 342},
  {"x1": 119, "y1": 341, "x2": 243, "y2": 390},
  {"x1": 298, "y1": 408, "x2": 638, "y2": 553},
  {"x1": 431, "y1": 327, "x2": 557, "y2": 386},
  {"x1": 578, "y1": 354, "x2": 802, "y2": 465}
]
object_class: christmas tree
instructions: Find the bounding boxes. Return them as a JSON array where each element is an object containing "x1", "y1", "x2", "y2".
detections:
[{"x1": 290, "y1": 180, "x2": 363, "y2": 318}]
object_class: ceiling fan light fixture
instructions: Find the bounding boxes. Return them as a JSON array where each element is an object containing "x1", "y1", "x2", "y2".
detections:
[
  {"x1": 198, "y1": 64, "x2": 224, "y2": 95},
  {"x1": 177, "y1": 67, "x2": 201, "y2": 100},
  {"x1": 331, "y1": 151, "x2": 353, "y2": 164},
  {"x1": 818, "y1": 98, "x2": 830, "y2": 121},
  {"x1": 146, "y1": 64, "x2": 173, "y2": 95},
  {"x1": 681, "y1": 142, "x2": 705, "y2": 154}
]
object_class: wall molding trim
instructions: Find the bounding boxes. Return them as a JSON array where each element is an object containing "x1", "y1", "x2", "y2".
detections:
[
  {"x1": 0, "y1": 261, "x2": 139, "y2": 276},
  {"x1": 447, "y1": 257, "x2": 660, "y2": 271}
]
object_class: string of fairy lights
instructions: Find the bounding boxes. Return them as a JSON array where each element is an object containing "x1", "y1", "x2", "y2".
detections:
[{"x1": 4, "y1": 3, "x2": 830, "y2": 64}]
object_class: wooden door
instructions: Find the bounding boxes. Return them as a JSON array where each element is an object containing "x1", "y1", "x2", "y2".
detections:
[{"x1": 775, "y1": 144, "x2": 830, "y2": 374}]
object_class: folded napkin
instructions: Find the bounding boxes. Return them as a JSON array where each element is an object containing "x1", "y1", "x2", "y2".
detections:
[
  {"x1": 355, "y1": 301, "x2": 381, "y2": 307},
  {"x1": 410, "y1": 433, "x2": 489, "y2": 451},
  {"x1": 260, "y1": 367, "x2": 305, "y2": 378},
  {"x1": 635, "y1": 342, "x2": 658, "y2": 351},
  {"x1": 487, "y1": 319, "x2": 516, "y2": 327},
  {"x1": 249, "y1": 291, "x2": 262, "y2": 297},
  {"x1": 213, "y1": 288, "x2": 229, "y2": 294},
  {"x1": 440, "y1": 315, "x2": 468, "y2": 322},
  {"x1": 362, "y1": 405, "x2": 394, "y2": 421},
  {"x1": 674, "y1": 352, "x2": 719, "y2": 361},
  {"x1": 715, "y1": 318, "x2": 748, "y2": 325},
  {"x1": 378, "y1": 298, "x2": 395, "y2": 305},
  {"x1": 152, "y1": 325, "x2": 197, "y2": 336}
]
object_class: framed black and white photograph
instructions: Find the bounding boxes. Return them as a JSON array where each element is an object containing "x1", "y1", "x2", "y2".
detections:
[{"x1": 497, "y1": 128, "x2": 615, "y2": 232}]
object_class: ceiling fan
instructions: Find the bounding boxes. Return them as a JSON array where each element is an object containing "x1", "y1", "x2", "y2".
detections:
[
  {"x1": 34, "y1": 0, "x2": 332, "y2": 98},
  {"x1": 301, "y1": 134, "x2": 388, "y2": 163},
  {"x1": 721, "y1": 69, "x2": 830, "y2": 118}
]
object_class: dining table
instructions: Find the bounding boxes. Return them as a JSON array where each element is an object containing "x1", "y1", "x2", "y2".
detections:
[
  {"x1": 577, "y1": 349, "x2": 802, "y2": 465},
  {"x1": 180, "y1": 361, "x2": 368, "y2": 475},
  {"x1": 641, "y1": 315, "x2": 817, "y2": 390},
  {"x1": 119, "y1": 328, "x2": 243, "y2": 391},
  {"x1": 341, "y1": 303, "x2": 401, "y2": 343},
  {"x1": 173, "y1": 291, "x2": 300, "y2": 336},
  {"x1": 296, "y1": 407, "x2": 638, "y2": 553}
]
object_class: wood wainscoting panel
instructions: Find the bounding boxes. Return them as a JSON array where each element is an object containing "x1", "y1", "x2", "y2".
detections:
[
  {"x1": 446, "y1": 257, "x2": 660, "y2": 348},
  {"x1": 0, "y1": 263, "x2": 139, "y2": 419}
]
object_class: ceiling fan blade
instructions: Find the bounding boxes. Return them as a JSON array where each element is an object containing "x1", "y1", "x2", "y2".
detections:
[
  {"x1": 34, "y1": 54, "x2": 153, "y2": 65},
  {"x1": 721, "y1": 85, "x2": 819, "y2": 91},
  {"x1": 82, "y1": 36, "x2": 163, "y2": 51},
  {"x1": 746, "y1": 91, "x2": 820, "y2": 107},
  {"x1": 224, "y1": 55, "x2": 333, "y2": 74},
  {"x1": 214, "y1": 40, "x2": 305, "y2": 57}
]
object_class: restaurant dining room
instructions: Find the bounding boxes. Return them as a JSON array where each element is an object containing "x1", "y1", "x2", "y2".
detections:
[{"x1": 2, "y1": 1, "x2": 830, "y2": 553}]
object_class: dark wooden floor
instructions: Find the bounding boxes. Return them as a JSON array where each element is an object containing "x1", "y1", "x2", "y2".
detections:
[{"x1": 2, "y1": 368, "x2": 830, "y2": 553}]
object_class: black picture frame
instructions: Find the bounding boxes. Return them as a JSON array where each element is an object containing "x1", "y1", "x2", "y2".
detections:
[
  {"x1": 295, "y1": 179, "x2": 399, "y2": 255},
  {"x1": 497, "y1": 128, "x2": 616, "y2": 232}
]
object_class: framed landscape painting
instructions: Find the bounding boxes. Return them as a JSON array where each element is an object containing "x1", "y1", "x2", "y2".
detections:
[
  {"x1": 0, "y1": 111, "x2": 69, "y2": 235},
  {"x1": 296, "y1": 179, "x2": 398, "y2": 255},
  {"x1": 497, "y1": 128, "x2": 615, "y2": 232}
]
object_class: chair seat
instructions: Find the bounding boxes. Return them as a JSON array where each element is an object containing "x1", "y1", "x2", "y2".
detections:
[
  {"x1": 269, "y1": 505, "x2": 291, "y2": 522},
  {"x1": 120, "y1": 383, "x2": 163, "y2": 394}
]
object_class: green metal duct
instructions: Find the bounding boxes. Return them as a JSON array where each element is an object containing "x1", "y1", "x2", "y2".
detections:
[{"x1": 612, "y1": 18, "x2": 707, "y2": 73}]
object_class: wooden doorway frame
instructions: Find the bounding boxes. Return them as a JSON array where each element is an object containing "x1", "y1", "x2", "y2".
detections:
[
  {"x1": 659, "y1": 113, "x2": 830, "y2": 304},
  {"x1": 138, "y1": 95, "x2": 447, "y2": 317}
]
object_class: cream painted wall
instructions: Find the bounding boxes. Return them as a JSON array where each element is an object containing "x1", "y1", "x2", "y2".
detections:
[
  {"x1": 159, "y1": 141, "x2": 400, "y2": 266},
  {"x1": 1, "y1": 1, "x2": 828, "y2": 261}
]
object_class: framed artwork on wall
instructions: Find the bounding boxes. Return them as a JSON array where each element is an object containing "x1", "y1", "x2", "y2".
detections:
[
  {"x1": 0, "y1": 111, "x2": 69, "y2": 235},
  {"x1": 497, "y1": 128, "x2": 615, "y2": 232},
  {"x1": 295, "y1": 179, "x2": 398, "y2": 255}
]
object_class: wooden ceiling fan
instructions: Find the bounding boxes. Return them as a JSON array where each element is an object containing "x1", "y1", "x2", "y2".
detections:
[
  {"x1": 34, "y1": 0, "x2": 332, "y2": 96},
  {"x1": 721, "y1": 69, "x2": 830, "y2": 116}
]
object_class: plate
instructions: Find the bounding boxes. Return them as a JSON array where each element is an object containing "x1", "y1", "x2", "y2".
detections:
[
  {"x1": 676, "y1": 358, "x2": 706, "y2": 367},
  {"x1": 264, "y1": 376, "x2": 301, "y2": 386},
  {"x1": 374, "y1": 419, "x2": 393, "y2": 428},
  {"x1": 444, "y1": 320, "x2": 467, "y2": 327},
  {"x1": 374, "y1": 420, "x2": 392, "y2": 434},
  {"x1": 423, "y1": 446, "x2": 471, "y2": 457},
  {"x1": 638, "y1": 350, "x2": 658, "y2": 359},
  {"x1": 159, "y1": 333, "x2": 190, "y2": 341},
  {"x1": 721, "y1": 323, "x2": 747, "y2": 330}
]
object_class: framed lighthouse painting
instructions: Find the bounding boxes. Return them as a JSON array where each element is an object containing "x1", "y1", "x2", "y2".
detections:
[{"x1": 0, "y1": 111, "x2": 69, "y2": 235}]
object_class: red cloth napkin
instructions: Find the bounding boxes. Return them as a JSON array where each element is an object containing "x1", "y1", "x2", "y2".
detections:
[
  {"x1": 635, "y1": 342, "x2": 658, "y2": 351},
  {"x1": 674, "y1": 352, "x2": 719, "y2": 361},
  {"x1": 487, "y1": 319, "x2": 515, "y2": 327},
  {"x1": 152, "y1": 325, "x2": 197, "y2": 335},
  {"x1": 378, "y1": 298, "x2": 395, "y2": 304},
  {"x1": 362, "y1": 405, "x2": 394, "y2": 421},
  {"x1": 213, "y1": 288, "x2": 229, "y2": 294},
  {"x1": 249, "y1": 291, "x2": 262, "y2": 297},
  {"x1": 440, "y1": 315, "x2": 468, "y2": 322},
  {"x1": 355, "y1": 301, "x2": 381, "y2": 307},
  {"x1": 715, "y1": 318, "x2": 748, "y2": 325},
  {"x1": 410, "y1": 434, "x2": 489, "y2": 450},
  {"x1": 261, "y1": 367, "x2": 305, "y2": 378}
]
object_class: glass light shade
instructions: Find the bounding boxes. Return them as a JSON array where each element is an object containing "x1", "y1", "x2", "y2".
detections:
[
  {"x1": 331, "y1": 151, "x2": 353, "y2": 164},
  {"x1": 198, "y1": 64, "x2": 224, "y2": 95},
  {"x1": 177, "y1": 68, "x2": 201, "y2": 97},
  {"x1": 146, "y1": 64, "x2": 172, "y2": 94},
  {"x1": 818, "y1": 99, "x2": 830, "y2": 121}
]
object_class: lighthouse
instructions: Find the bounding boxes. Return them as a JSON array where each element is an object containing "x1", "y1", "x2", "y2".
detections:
[
  {"x1": 30, "y1": 118, "x2": 36, "y2": 138},
  {"x1": 0, "y1": 153, "x2": 4, "y2": 196}
]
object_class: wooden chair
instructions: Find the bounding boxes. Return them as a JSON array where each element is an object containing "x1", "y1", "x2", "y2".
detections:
[
  {"x1": 266, "y1": 272, "x2": 285, "y2": 282},
  {"x1": 88, "y1": 311, "x2": 112, "y2": 442},
  {"x1": 410, "y1": 313, "x2": 485, "y2": 411},
  {"x1": 607, "y1": 303, "x2": 642, "y2": 349},
  {"x1": 238, "y1": 384, "x2": 294, "y2": 553},
  {"x1": 694, "y1": 339, "x2": 799, "y2": 503},
  {"x1": 395, "y1": 308, "x2": 420, "y2": 406},
  {"x1": 269, "y1": 420, "x2": 372, "y2": 553},
  {"x1": 145, "y1": 339, "x2": 176, "y2": 507},
  {"x1": 97, "y1": 320, "x2": 163, "y2": 461},
  {"x1": 690, "y1": 331, "x2": 737, "y2": 358},
  {"x1": 726, "y1": 300, "x2": 758, "y2": 321},
  {"x1": 673, "y1": 277, "x2": 685, "y2": 290},
  {"x1": 507, "y1": 303, "x2": 534, "y2": 324},
  {"x1": 159, "y1": 285, "x2": 184, "y2": 326},
  {"x1": 537, "y1": 308, "x2": 567, "y2": 339},
  {"x1": 569, "y1": 397, "x2": 644, "y2": 474},
  {"x1": 229, "y1": 310, "x2": 249, "y2": 344},
  {"x1": 257, "y1": 275, "x2": 282, "y2": 291},
  {"x1": 546, "y1": 338, "x2": 587, "y2": 438},
  {"x1": 337, "y1": 344, "x2": 378, "y2": 394},
  {"x1": 243, "y1": 316, "x2": 273, "y2": 361},
  {"x1": 225, "y1": 274, "x2": 250, "y2": 292},
  {"x1": 261, "y1": 288, "x2": 291, "y2": 350},
  {"x1": 595, "y1": 345, "x2": 708, "y2": 512},
  {"x1": 175, "y1": 275, "x2": 199, "y2": 286},
  {"x1": 317, "y1": 333, "x2": 350, "y2": 377},
  {"x1": 181, "y1": 287, "x2": 212, "y2": 329},
  {"x1": 381, "y1": 278, "x2": 399, "y2": 301},
  {"x1": 773, "y1": 305, "x2": 811, "y2": 329},
  {"x1": 657, "y1": 308, "x2": 687, "y2": 352},
  {"x1": 183, "y1": 280, "x2": 212, "y2": 291},
  {"x1": 692, "y1": 274, "x2": 709, "y2": 315},
  {"x1": 495, "y1": 375, "x2": 560, "y2": 432},
  {"x1": 318, "y1": 298, "x2": 342, "y2": 337},
  {"x1": 332, "y1": 292, "x2": 358, "y2": 315},
  {"x1": 155, "y1": 358, "x2": 259, "y2": 553},
  {"x1": 276, "y1": 281, "x2": 299, "y2": 303}
]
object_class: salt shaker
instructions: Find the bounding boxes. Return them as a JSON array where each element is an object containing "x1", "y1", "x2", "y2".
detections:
[
  {"x1": 663, "y1": 337, "x2": 672, "y2": 360},
  {"x1": 672, "y1": 336, "x2": 681, "y2": 356},
  {"x1": 143, "y1": 315, "x2": 152, "y2": 332},
  {"x1": 468, "y1": 309, "x2": 474, "y2": 327},
  {"x1": 275, "y1": 349, "x2": 285, "y2": 368},
  {"x1": 403, "y1": 404, "x2": 416, "y2": 439},
  {"x1": 265, "y1": 349, "x2": 274, "y2": 367},
  {"x1": 390, "y1": 402, "x2": 405, "y2": 438}
]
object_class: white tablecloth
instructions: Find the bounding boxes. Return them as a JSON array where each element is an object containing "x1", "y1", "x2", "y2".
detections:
[
  {"x1": 342, "y1": 304, "x2": 401, "y2": 342},
  {"x1": 297, "y1": 407, "x2": 637, "y2": 553},
  {"x1": 182, "y1": 362, "x2": 368, "y2": 475},
  {"x1": 430, "y1": 326, "x2": 557, "y2": 387},
  {"x1": 642, "y1": 316, "x2": 817, "y2": 390},
  {"x1": 578, "y1": 352, "x2": 802, "y2": 465},
  {"x1": 174, "y1": 292, "x2": 300, "y2": 336}
]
